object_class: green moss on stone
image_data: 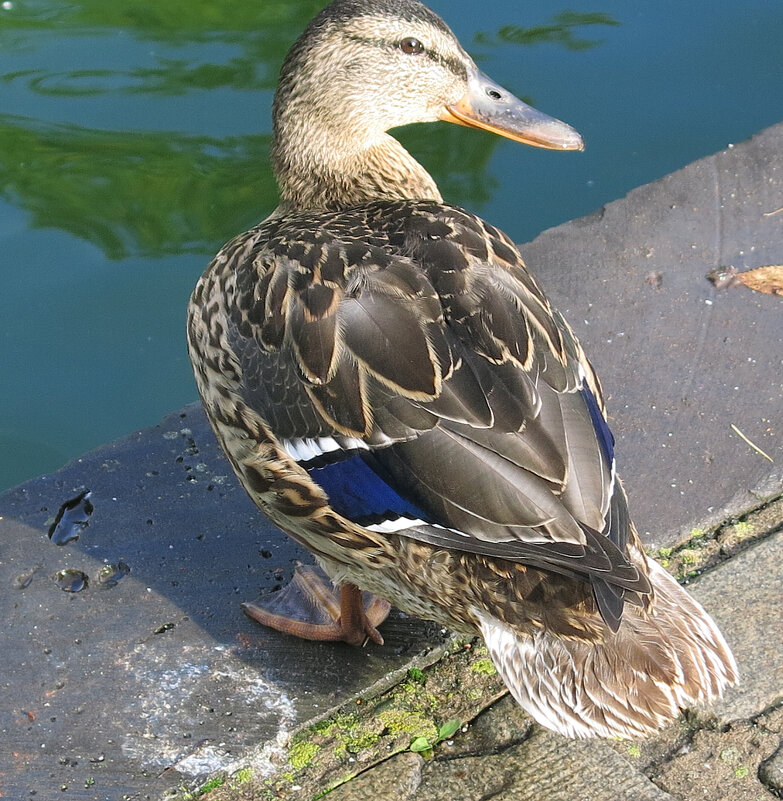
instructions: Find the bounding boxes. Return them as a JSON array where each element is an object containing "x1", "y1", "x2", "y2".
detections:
[
  {"x1": 730, "y1": 521, "x2": 754, "y2": 536},
  {"x1": 289, "y1": 740, "x2": 321, "y2": 770},
  {"x1": 178, "y1": 775, "x2": 225, "y2": 798},
  {"x1": 470, "y1": 658, "x2": 497, "y2": 675},
  {"x1": 378, "y1": 708, "x2": 438, "y2": 742},
  {"x1": 406, "y1": 667, "x2": 426, "y2": 684},
  {"x1": 344, "y1": 729, "x2": 380, "y2": 752},
  {"x1": 309, "y1": 711, "x2": 358, "y2": 739},
  {"x1": 199, "y1": 776, "x2": 225, "y2": 793},
  {"x1": 679, "y1": 549, "x2": 698, "y2": 565},
  {"x1": 233, "y1": 768, "x2": 252, "y2": 784}
]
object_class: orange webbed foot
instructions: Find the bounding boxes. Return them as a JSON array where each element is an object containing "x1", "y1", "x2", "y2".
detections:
[{"x1": 242, "y1": 564, "x2": 391, "y2": 646}]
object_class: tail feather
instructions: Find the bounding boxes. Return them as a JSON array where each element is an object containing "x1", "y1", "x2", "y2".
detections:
[{"x1": 477, "y1": 558, "x2": 738, "y2": 739}]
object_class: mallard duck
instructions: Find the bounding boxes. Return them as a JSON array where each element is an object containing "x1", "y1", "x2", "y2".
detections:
[{"x1": 187, "y1": 0, "x2": 737, "y2": 738}]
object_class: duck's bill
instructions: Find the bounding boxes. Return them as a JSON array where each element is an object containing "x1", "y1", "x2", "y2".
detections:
[{"x1": 441, "y1": 67, "x2": 584, "y2": 151}]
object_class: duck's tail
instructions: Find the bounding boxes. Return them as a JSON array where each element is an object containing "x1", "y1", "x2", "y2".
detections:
[{"x1": 477, "y1": 558, "x2": 738, "y2": 739}]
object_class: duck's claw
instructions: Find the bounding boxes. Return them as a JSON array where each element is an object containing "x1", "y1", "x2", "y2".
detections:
[{"x1": 242, "y1": 564, "x2": 391, "y2": 646}]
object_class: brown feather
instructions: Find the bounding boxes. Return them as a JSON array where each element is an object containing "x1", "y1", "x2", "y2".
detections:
[
  {"x1": 340, "y1": 292, "x2": 441, "y2": 397},
  {"x1": 288, "y1": 299, "x2": 339, "y2": 383},
  {"x1": 305, "y1": 355, "x2": 369, "y2": 435},
  {"x1": 187, "y1": 0, "x2": 736, "y2": 741}
]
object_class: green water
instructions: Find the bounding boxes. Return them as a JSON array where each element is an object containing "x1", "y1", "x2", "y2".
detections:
[{"x1": 1, "y1": 0, "x2": 782, "y2": 491}]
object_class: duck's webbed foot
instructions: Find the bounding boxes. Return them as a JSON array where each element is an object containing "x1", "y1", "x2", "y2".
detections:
[{"x1": 242, "y1": 564, "x2": 391, "y2": 646}]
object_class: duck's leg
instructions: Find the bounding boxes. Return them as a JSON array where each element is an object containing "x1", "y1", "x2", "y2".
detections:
[{"x1": 242, "y1": 564, "x2": 391, "y2": 646}]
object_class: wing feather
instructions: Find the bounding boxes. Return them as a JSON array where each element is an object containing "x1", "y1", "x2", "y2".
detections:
[
  {"x1": 288, "y1": 296, "x2": 339, "y2": 383},
  {"x1": 220, "y1": 200, "x2": 642, "y2": 616},
  {"x1": 375, "y1": 425, "x2": 585, "y2": 544},
  {"x1": 339, "y1": 292, "x2": 440, "y2": 397}
]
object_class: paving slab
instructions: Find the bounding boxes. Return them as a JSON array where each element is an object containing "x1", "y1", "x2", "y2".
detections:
[
  {"x1": 414, "y1": 729, "x2": 677, "y2": 801},
  {"x1": 526, "y1": 123, "x2": 783, "y2": 547},
  {"x1": 331, "y1": 722, "x2": 677, "y2": 801},
  {"x1": 759, "y1": 708, "x2": 783, "y2": 797},
  {"x1": 0, "y1": 407, "x2": 446, "y2": 800},
  {"x1": 693, "y1": 530, "x2": 783, "y2": 725},
  {"x1": 649, "y1": 709, "x2": 782, "y2": 801},
  {"x1": 1, "y1": 123, "x2": 782, "y2": 800}
]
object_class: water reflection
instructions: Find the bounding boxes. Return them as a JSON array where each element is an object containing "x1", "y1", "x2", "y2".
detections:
[
  {"x1": 475, "y1": 11, "x2": 619, "y2": 50},
  {"x1": 0, "y1": 1, "x2": 616, "y2": 261},
  {"x1": 0, "y1": 114, "x2": 273, "y2": 258},
  {"x1": 0, "y1": 0, "x2": 648, "y2": 492},
  {"x1": 2, "y1": 0, "x2": 324, "y2": 96}
]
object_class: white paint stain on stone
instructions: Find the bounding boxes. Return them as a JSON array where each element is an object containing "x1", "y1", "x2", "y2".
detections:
[{"x1": 120, "y1": 643, "x2": 296, "y2": 779}]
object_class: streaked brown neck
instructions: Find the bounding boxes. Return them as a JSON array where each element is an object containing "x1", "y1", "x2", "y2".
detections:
[{"x1": 271, "y1": 116, "x2": 442, "y2": 213}]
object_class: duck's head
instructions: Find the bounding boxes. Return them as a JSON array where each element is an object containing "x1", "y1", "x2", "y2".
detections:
[{"x1": 272, "y1": 0, "x2": 583, "y2": 210}]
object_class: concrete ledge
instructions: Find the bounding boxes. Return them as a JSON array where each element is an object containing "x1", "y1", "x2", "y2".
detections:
[
  {"x1": 526, "y1": 122, "x2": 783, "y2": 546},
  {"x1": 2, "y1": 122, "x2": 782, "y2": 800},
  {"x1": 0, "y1": 406, "x2": 446, "y2": 798}
]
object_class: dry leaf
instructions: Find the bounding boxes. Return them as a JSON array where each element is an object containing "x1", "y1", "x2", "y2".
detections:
[{"x1": 735, "y1": 265, "x2": 783, "y2": 296}]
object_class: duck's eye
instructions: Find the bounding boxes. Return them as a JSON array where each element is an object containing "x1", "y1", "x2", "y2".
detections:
[{"x1": 399, "y1": 37, "x2": 424, "y2": 55}]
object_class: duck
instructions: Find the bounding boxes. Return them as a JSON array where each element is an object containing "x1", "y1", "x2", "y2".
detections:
[{"x1": 187, "y1": 0, "x2": 737, "y2": 739}]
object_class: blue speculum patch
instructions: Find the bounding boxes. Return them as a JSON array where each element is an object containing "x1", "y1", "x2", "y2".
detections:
[
  {"x1": 307, "y1": 453, "x2": 427, "y2": 525},
  {"x1": 580, "y1": 386, "x2": 615, "y2": 464}
]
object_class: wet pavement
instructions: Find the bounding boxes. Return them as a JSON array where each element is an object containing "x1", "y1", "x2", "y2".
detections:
[
  {"x1": 1, "y1": 122, "x2": 781, "y2": 800},
  {"x1": 0, "y1": 408, "x2": 445, "y2": 800},
  {"x1": 527, "y1": 122, "x2": 783, "y2": 546}
]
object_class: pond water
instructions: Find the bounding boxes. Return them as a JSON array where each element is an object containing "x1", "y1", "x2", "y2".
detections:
[{"x1": 1, "y1": 0, "x2": 782, "y2": 491}]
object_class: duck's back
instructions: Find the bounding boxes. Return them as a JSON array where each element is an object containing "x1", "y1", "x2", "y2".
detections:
[
  {"x1": 188, "y1": 199, "x2": 650, "y2": 633},
  {"x1": 187, "y1": 0, "x2": 737, "y2": 741},
  {"x1": 188, "y1": 196, "x2": 737, "y2": 739}
]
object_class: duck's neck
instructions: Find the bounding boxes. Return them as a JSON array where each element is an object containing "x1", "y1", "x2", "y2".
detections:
[{"x1": 271, "y1": 126, "x2": 443, "y2": 213}]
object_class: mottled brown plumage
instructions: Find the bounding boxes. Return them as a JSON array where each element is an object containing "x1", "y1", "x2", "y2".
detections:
[{"x1": 187, "y1": 0, "x2": 737, "y2": 738}]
